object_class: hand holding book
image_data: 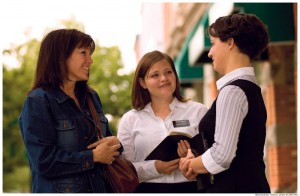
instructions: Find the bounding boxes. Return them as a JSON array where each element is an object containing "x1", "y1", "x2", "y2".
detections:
[
  {"x1": 145, "y1": 131, "x2": 206, "y2": 161},
  {"x1": 145, "y1": 131, "x2": 212, "y2": 190},
  {"x1": 177, "y1": 139, "x2": 192, "y2": 158}
]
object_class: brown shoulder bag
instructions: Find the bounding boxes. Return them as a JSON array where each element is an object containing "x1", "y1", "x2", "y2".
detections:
[{"x1": 87, "y1": 95, "x2": 139, "y2": 193}]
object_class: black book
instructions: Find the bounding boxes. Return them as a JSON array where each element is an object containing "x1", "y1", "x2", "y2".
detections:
[
  {"x1": 145, "y1": 132, "x2": 206, "y2": 161},
  {"x1": 145, "y1": 131, "x2": 212, "y2": 191}
]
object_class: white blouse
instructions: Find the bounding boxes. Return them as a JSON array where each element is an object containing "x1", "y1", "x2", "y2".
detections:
[{"x1": 117, "y1": 97, "x2": 207, "y2": 183}]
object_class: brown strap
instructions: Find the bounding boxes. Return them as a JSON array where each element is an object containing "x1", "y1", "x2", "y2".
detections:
[{"x1": 86, "y1": 94, "x2": 103, "y2": 140}]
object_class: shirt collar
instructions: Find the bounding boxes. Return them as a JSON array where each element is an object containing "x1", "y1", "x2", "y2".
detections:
[
  {"x1": 170, "y1": 97, "x2": 186, "y2": 109},
  {"x1": 216, "y1": 67, "x2": 255, "y2": 90},
  {"x1": 52, "y1": 87, "x2": 70, "y2": 103},
  {"x1": 144, "y1": 97, "x2": 186, "y2": 113}
]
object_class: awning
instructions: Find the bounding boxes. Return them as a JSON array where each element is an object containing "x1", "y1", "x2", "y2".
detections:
[
  {"x1": 174, "y1": 12, "x2": 210, "y2": 83},
  {"x1": 175, "y1": 3, "x2": 295, "y2": 83},
  {"x1": 188, "y1": 2, "x2": 295, "y2": 66},
  {"x1": 188, "y1": 12, "x2": 210, "y2": 66},
  {"x1": 234, "y1": 3, "x2": 295, "y2": 43},
  {"x1": 174, "y1": 44, "x2": 204, "y2": 84}
]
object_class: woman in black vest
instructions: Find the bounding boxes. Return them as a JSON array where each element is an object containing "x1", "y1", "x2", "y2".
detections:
[{"x1": 179, "y1": 13, "x2": 271, "y2": 193}]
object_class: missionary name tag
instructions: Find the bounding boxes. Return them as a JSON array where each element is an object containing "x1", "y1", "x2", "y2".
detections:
[{"x1": 172, "y1": 120, "x2": 190, "y2": 128}]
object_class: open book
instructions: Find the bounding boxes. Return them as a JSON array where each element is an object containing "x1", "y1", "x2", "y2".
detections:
[
  {"x1": 145, "y1": 131, "x2": 206, "y2": 161},
  {"x1": 145, "y1": 131, "x2": 212, "y2": 190}
]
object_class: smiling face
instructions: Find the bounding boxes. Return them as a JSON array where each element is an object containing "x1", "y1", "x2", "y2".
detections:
[
  {"x1": 139, "y1": 59, "x2": 176, "y2": 101},
  {"x1": 66, "y1": 47, "x2": 93, "y2": 82},
  {"x1": 208, "y1": 36, "x2": 230, "y2": 75}
]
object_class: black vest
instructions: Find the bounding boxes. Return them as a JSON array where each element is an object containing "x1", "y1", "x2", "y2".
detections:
[{"x1": 199, "y1": 79, "x2": 270, "y2": 193}]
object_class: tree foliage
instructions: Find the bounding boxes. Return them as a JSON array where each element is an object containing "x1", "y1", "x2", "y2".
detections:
[
  {"x1": 89, "y1": 44, "x2": 133, "y2": 132},
  {"x1": 3, "y1": 38, "x2": 40, "y2": 174},
  {"x1": 3, "y1": 20, "x2": 134, "y2": 192}
]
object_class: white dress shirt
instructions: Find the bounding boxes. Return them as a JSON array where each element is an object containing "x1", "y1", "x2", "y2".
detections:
[
  {"x1": 202, "y1": 67, "x2": 258, "y2": 174},
  {"x1": 117, "y1": 97, "x2": 207, "y2": 183}
]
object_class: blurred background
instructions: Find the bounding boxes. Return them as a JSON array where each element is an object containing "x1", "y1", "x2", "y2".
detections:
[{"x1": 2, "y1": 1, "x2": 298, "y2": 193}]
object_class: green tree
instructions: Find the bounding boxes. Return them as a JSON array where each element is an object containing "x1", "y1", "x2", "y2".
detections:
[
  {"x1": 3, "y1": 38, "x2": 40, "y2": 192},
  {"x1": 89, "y1": 44, "x2": 133, "y2": 133},
  {"x1": 3, "y1": 20, "x2": 134, "y2": 192}
]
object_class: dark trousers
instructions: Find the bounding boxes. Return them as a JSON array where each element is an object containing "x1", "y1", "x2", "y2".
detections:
[{"x1": 135, "y1": 181, "x2": 204, "y2": 193}]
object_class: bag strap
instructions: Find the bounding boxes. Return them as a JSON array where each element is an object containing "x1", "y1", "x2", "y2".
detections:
[{"x1": 87, "y1": 94, "x2": 103, "y2": 140}]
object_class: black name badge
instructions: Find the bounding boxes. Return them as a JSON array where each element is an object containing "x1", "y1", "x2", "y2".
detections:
[{"x1": 173, "y1": 120, "x2": 190, "y2": 128}]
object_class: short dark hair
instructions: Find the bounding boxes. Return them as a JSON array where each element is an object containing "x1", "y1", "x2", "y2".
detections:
[
  {"x1": 131, "y1": 50, "x2": 186, "y2": 110},
  {"x1": 31, "y1": 29, "x2": 95, "y2": 92},
  {"x1": 208, "y1": 13, "x2": 269, "y2": 60}
]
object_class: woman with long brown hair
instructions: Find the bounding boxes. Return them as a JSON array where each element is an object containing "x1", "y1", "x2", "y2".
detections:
[
  {"x1": 117, "y1": 50, "x2": 208, "y2": 193},
  {"x1": 19, "y1": 29, "x2": 121, "y2": 193}
]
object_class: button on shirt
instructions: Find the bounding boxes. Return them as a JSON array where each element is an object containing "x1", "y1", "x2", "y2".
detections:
[
  {"x1": 117, "y1": 98, "x2": 207, "y2": 183},
  {"x1": 202, "y1": 67, "x2": 258, "y2": 174}
]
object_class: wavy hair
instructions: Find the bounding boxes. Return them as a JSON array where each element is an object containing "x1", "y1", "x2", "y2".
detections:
[{"x1": 208, "y1": 13, "x2": 269, "y2": 60}]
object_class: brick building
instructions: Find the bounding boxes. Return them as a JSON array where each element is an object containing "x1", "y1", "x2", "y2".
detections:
[{"x1": 134, "y1": 2, "x2": 297, "y2": 193}]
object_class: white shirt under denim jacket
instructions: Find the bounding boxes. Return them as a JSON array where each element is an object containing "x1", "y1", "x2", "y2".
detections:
[{"x1": 117, "y1": 97, "x2": 207, "y2": 183}]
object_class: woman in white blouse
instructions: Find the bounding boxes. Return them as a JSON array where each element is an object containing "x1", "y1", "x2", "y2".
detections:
[{"x1": 117, "y1": 50, "x2": 207, "y2": 193}]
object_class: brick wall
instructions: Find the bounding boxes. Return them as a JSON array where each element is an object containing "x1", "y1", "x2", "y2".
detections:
[
  {"x1": 268, "y1": 145, "x2": 297, "y2": 192},
  {"x1": 264, "y1": 44, "x2": 297, "y2": 193}
]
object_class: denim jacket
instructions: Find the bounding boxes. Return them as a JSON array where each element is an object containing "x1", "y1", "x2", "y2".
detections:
[{"x1": 19, "y1": 87, "x2": 112, "y2": 193}]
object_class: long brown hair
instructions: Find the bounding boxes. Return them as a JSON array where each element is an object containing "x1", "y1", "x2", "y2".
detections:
[
  {"x1": 30, "y1": 29, "x2": 95, "y2": 94},
  {"x1": 131, "y1": 50, "x2": 186, "y2": 110}
]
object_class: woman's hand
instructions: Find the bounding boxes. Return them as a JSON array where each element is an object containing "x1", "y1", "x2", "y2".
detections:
[
  {"x1": 177, "y1": 140, "x2": 191, "y2": 158},
  {"x1": 87, "y1": 136, "x2": 120, "y2": 149},
  {"x1": 179, "y1": 149, "x2": 198, "y2": 180},
  {"x1": 155, "y1": 159, "x2": 180, "y2": 175},
  {"x1": 104, "y1": 136, "x2": 121, "y2": 146},
  {"x1": 87, "y1": 137, "x2": 121, "y2": 164},
  {"x1": 91, "y1": 140, "x2": 121, "y2": 164}
]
